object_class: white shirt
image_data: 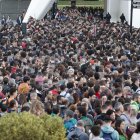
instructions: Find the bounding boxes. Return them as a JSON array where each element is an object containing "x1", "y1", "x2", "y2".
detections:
[{"x1": 60, "y1": 90, "x2": 70, "y2": 99}]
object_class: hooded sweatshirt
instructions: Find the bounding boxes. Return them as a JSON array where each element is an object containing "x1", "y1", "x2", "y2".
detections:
[
  {"x1": 131, "y1": 133, "x2": 140, "y2": 140},
  {"x1": 100, "y1": 124, "x2": 119, "y2": 140}
]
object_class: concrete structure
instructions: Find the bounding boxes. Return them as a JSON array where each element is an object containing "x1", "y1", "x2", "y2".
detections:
[
  {"x1": 0, "y1": 0, "x2": 30, "y2": 19},
  {"x1": 104, "y1": 0, "x2": 140, "y2": 28}
]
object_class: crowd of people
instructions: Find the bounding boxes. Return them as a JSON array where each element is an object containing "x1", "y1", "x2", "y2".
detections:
[{"x1": 0, "y1": 6, "x2": 140, "y2": 140}]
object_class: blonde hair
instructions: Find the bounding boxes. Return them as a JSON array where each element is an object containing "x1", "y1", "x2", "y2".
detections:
[{"x1": 30, "y1": 100, "x2": 44, "y2": 116}]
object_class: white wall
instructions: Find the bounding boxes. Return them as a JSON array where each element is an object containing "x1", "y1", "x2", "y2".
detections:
[
  {"x1": 107, "y1": 0, "x2": 120, "y2": 22},
  {"x1": 23, "y1": 0, "x2": 55, "y2": 23},
  {"x1": 107, "y1": 0, "x2": 140, "y2": 28}
]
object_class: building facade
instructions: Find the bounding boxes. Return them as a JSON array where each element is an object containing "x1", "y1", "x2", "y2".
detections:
[{"x1": 0, "y1": 0, "x2": 30, "y2": 19}]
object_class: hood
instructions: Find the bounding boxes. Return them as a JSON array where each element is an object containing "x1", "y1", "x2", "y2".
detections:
[{"x1": 101, "y1": 125, "x2": 115, "y2": 133}]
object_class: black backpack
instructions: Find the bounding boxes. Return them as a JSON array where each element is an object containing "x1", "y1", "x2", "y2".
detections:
[{"x1": 69, "y1": 133, "x2": 80, "y2": 140}]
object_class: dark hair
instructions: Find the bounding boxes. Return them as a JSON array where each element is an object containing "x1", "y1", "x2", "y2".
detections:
[
  {"x1": 94, "y1": 72, "x2": 100, "y2": 80},
  {"x1": 9, "y1": 87, "x2": 17, "y2": 96},
  {"x1": 114, "y1": 88, "x2": 122, "y2": 95},
  {"x1": 9, "y1": 99, "x2": 16, "y2": 108},
  {"x1": 23, "y1": 76, "x2": 30, "y2": 83},
  {"x1": 21, "y1": 106, "x2": 30, "y2": 112},
  {"x1": 3, "y1": 77, "x2": 9, "y2": 84},
  {"x1": 136, "y1": 121, "x2": 140, "y2": 133},
  {"x1": 52, "y1": 105, "x2": 60, "y2": 115},
  {"x1": 1, "y1": 104, "x2": 7, "y2": 112},
  {"x1": 94, "y1": 119, "x2": 103, "y2": 126},
  {"x1": 94, "y1": 85, "x2": 100, "y2": 92},
  {"x1": 105, "y1": 100, "x2": 112, "y2": 107},
  {"x1": 77, "y1": 106, "x2": 87, "y2": 116},
  {"x1": 91, "y1": 125, "x2": 101, "y2": 136},
  {"x1": 123, "y1": 103, "x2": 130, "y2": 112},
  {"x1": 115, "y1": 119, "x2": 125, "y2": 135},
  {"x1": 60, "y1": 84, "x2": 66, "y2": 91},
  {"x1": 88, "y1": 89, "x2": 94, "y2": 97},
  {"x1": 44, "y1": 102, "x2": 52, "y2": 114},
  {"x1": 106, "y1": 109, "x2": 115, "y2": 116}
]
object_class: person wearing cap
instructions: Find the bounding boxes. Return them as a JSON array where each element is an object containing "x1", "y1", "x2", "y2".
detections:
[
  {"x1": 67, "y1": 120, "x2": 89, "y2": 140},
  {"x1": 64, "y1": 109, "x2": 77, "y2": 132}
]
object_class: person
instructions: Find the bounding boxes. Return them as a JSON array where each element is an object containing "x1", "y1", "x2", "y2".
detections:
[
  {"x1": 100, "y1": 115, "x2": 119, "y2": 140},
  {"x1": 131, "y1": 121, "x2": 140, "y2": 140},
  {"x1": 7, "y1": 99, "x2": 18, "y2": 113},
  {"x1": 120, "y1": 13, "x2": 126, "y2": 24},
  {"x1": 114, "y1": 102, "x2": 124, "y2": 120},
  {"x1": 89, "y1": 125, "x2": 104, "y2": 140},
  {"x1": 7, "y1": 87, "x2": 17, "y2": 106},
  {"x1": 64, "y1": 109, "x2": 77, "y2": 133},
  {"x1": 67, "y1": 120, "x2": 89, "y2": 140},
  {"x1": 30, "y1": 100, "x2": 44, "y2": 116},
  {"x1": 77, "y1": 106, "x2": 93, "y2": 134},
  {"x1": 106, "y1": 13, "x2": 111, "y2": 23},
  {"x1": 16, "y1": 15, "x2": 23, "y2": 25},
  {"x1": 115, "y1": 119, "x2": 128, "y2": 140},
  {"x1": 18, "y1": 76, "x2": 30, "y2": 95}
]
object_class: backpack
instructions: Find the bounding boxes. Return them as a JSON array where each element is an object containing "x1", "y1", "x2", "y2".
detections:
[
  {"x1": 82, "y1": 117, "x2": 93, "y2": 135},
  {"x1": 102, "y1": 131, "x2": 113, "y2": 140},
  {"x1": 69, "y1": 127, "x2": 81, "y2": 140},
  {"x1": 69, "y1": 133, "x2": 80, "y2": 140}
]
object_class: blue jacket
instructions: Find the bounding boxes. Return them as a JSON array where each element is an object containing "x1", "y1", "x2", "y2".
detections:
[{"x1": 100, "y1": 125, "x2": 119, "y2": 140}]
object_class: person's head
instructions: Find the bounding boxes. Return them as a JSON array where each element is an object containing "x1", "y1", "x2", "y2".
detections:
[
  {"x1": 114, "y1": 102, "x2": 124, "y2": 114},
  {"x1": 94, "y1": 119, "x2": 104, "y2": 126},
  {"x1": 101, "y1": 94, "x2": 107, "y2": 105},
  {"x1": 115, "y1": 119, "x2": 125, "y2": 133},
  {"x1": 106, "y1": 109, "x2": 115, "y2": 121},
  {"x1": 3, "y1": 77, "x2": 9, "y2": 84},
  {"x1": 9, "y1": 87, "x2": 17, "y2": 98},
  {"x1": 21, "y1": 106, "x2": 30, "y2": 112},
  {"x1": 9, "y1": 99, "x2": 18, "y2": 111},
  {"x1": 133, "y1": 93, "x2": 140, "y2": 103},
  {"x1": 77, "y1": 106, "x2": 87, "y2": 118},
  {"x1": 30, "y1": 91, "x2": 37, "y2": 101},
  {"x1": 105, "y1": 100, "x2": 112, "y2": 110},
  {"x1": 132, "y1": 77, "x2": 139, "y2": 87},
  {"x1": 136, "y1": 121, "x2": 140, "y2": 133},
  {"x1": 52, "y1": 105, "x2": 60, "y2": 115},
  {"x1": 130, "y1": 106, "x2": 138, "y2": 117},
  {"x1": 94, "y1": 85, "x2": 100, "y2": 93},
  {"x1": 114, "y1": 88, "x2": 122, "y2": 97},
  {"x1": 60, "y1": 84, "x2": 66, "y2": 91},
  {"x1": 101, "y1": 104, "x2": 108, "y2": 113},
  {"x1": 91, "y1": 125, "x2": 101, "y2": 137},
  {"x1": 30, "y1": 100, "x2": 44, "y2": 116},
  {"x1": 76, "y1": 120, "x2": 85, "y2": 131},
  {"x1": 1, "y1": 104, "x2": 7, "y2": 112},
  {"x1": 104, "y1": 115, "x2": 112, "y2": 125},
  {"x1": 123, "y1": 103, "x2": 131, "y2": 114},
  {"x1": 23, "y1": 76, "x2": 30, "y2": 83},
  {"x1": 65, "y1": 109, "x2": 74, "y2": 120}
]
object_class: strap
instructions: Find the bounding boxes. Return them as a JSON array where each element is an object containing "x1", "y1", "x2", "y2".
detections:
[
  {"x1": 63, "y1": 92, "x2": 68, "y2": 98},
  {"x1": 121, "y1": 114, "x2": 131, "y2": 124}
]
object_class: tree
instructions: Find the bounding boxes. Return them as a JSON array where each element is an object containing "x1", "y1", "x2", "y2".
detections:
[{"x1": 0, "y1": 112, "x2": 66, "y2": 140}]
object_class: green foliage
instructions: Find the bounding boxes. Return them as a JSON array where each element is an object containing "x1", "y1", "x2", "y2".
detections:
[{"x1": 0, "y1": 112, "x2": 66, "y2": 140}]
